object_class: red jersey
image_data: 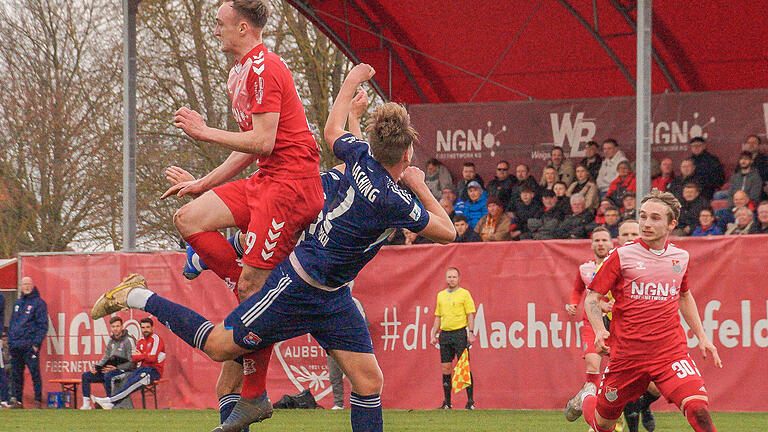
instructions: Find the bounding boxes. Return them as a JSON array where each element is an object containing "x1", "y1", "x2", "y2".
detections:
[
  {"x1": 227, "y1": 44, "x2": 319, "y2": 178},
  {"x1": 589, "y1": 239, "x2": 690, "y2": 367},
  {"x1": 570, "y1": 260, "x2": 598, "y2": 307},
  {"x1": 132, "y1": 333, "x2": 166, "y2": 377}
]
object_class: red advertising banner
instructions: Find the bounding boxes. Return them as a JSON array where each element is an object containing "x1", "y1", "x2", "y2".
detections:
[
  {"x1": 409, "y1": 89, "x2": 768, "y2": 178},
  {"x1": 17, "y1": 235, "x2": 768, "y2": 411}
]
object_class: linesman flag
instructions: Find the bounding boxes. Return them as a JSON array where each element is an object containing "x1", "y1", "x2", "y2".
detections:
[{"x1": 451, "y1": 348, "x2": 471, "y2": 393}]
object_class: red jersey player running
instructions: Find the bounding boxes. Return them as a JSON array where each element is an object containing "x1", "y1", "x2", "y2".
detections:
[
  {"x1": 567, "y1": 189, "x2": 723, "y2": 432},
  {"x1": 161, "y1": 0, "x2": 323, "y2": 428}
]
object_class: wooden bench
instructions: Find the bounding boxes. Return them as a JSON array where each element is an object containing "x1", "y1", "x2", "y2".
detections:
[
  {"x1": 49, "y1": 378, "x2": 82, "y2": 409},
  {"x1": 139, "y1": 378, "x2": 169, "y2": 409}
]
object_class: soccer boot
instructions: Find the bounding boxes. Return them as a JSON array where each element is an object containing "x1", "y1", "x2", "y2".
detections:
[
  {"x1": 565, "y1": 382, "x2": 596, "y2": 422},
  {"x1": 212, "y1": 392, "x2": 273, "y2": 432},
  {"x1": 640, "y1": 406, "x2": 655, "y2": 431},
  {"x1": 465, "y1": 401, "x2": 475, "y2": 410},
  {"x1": 183, "y1": 244, "x2": 208, "y2": 280},
  {"x1": 623, "y1": 400, "x2": 640, "y2": 432},
  {"x1": 91, "y1": 273, "x2": 147, "y2": 319},
  {"x1": 438, "y1": 401, "x2": 451, "y2": 409},
  {"x1": 91, "y1": 395, "x2": 114, "y2": 410}
]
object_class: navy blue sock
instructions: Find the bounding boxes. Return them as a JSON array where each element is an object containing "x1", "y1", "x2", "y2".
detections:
[
  {"x1": 218, "y1": 393, "x2": 248, "y2": 431},
  {"x1": 144, "y1": 294, "x2": 214, "y2": 350},
  {"x1": 350, "y1": 393, "x2": 383, "y2": 432}
]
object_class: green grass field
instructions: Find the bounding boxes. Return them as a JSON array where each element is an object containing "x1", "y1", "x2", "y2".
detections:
[{"x1": 1, "y1": 409, "x2": 766, "y2": 431}]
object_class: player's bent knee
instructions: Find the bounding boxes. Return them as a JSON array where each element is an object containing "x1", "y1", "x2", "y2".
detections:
[
  {"x1": 173, "y1": 204, "x2": 197, "y2": 236},
  {"x1": 203, "y1": 327, "x2": 244, "y2": 362}
]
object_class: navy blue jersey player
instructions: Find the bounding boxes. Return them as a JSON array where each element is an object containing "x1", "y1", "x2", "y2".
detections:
[{"x1": 91, "y1": 64, "x2": 456, "y2": 432}]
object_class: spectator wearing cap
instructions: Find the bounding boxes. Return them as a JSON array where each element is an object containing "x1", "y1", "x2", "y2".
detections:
[
  {"x1": 727, "y1": 151, "x2": 763, "y2": 205},
  {"x1": 486, "y1": 161, "x2": 516, "y2": 209},
  {"x1": 691, "y1": 208, "x2": 723, "y2": 237},
  {"x1": 541, "y1": 147, "x2": 575, "y2": 186},
  {"x1": 579, "y1": 141, "x2": 602, "y2": 182},
  {"x1": 676, "y1": 183, "x2": 709, "y2": 236},
  {"x1": 509, "y1": 185, "x2": 542, "y2": 235},
  {"x1": 510, "y1": 164, "x2": 540, "y2": 203},
  {"x1": 725, "y1": 207, "x2": 755, "y2": 235},
  {"x1": 425, "y1": 158, "x2": 453, "y2": 201},
  {"x1": 456, "y1": 162, "x2": 484, "y2": 202},
  {"x1": 596, "y1": 138, "x2": 628, "y2": 194},
  {"x1": 605, "y1": 160, "x2": 636, "y2": 207},
  {"x1": 555, "y1": 194, "x2": 595, "y2": 239},
  {"x1": 620, "y1": 192, "x2": 636, "y2": 221},
  {"x1": 459, "y1": 181, "x2": 487, "y2": 229},
  {"x1": 651, "y1": 158, "x2": 675, "y2": 192},
  {"x1": 689, "y1": 137, "x2": 725, "y2": 200},
  {"x1": 453, "y1": 215, "x2": 482, "y2": 243},
  {"x1": 749, "y1": 201, "x2": 768, "y2": 234},
  {"x1": 474, "y1": 196, "x2": 512, "y2": 242},
  {"x1": 567, "y1": 165, "x2": 599, "y2": 211}
]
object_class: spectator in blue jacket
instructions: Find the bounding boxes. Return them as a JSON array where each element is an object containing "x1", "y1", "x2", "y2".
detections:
[
  {"x1": 458, "y1": 181, "x2": 487, "y2": 229},
  {"x1": 8, "y1": 277, "x2": 48, "y2": 408},
  {"x1": 691, "y1": 208, "x2": 723, "y2": 237}
]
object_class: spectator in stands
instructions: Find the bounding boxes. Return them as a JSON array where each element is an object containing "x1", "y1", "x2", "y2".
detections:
[
  {"x1": 442, "y1": 188, "x2": 457, "y2": 205},
  {"x1": 579, "y1": 140, "x2": 602, "y2": 182},
  {"x1": 461, "y1": 181, "x2": 487, "y2": 229},
  {"x1": 727, "y1": 151, "x2": 763, "y2": 205},
  {"x1": 668, "y1": 158, "x2": 699, "y2": 202},
  {"x1": 0, "y1": 330, "x2": 9, "y2": 408},
  {"x1": 596, "y1": 138, "x2": 628, "y2": 194},
  {"x1": 743, "y1": 135, "x2": 768, "y2": 185},
  {"x1": 749, "y1": 201, "x2": 768, "y2": 234},
  {"x1": 555, "y1": 194, "x2": 595, "y2": 239},
  {"x1": 440, "y1": 198, "x2": 456, "y2": 221},
  {"x1": 509, "y1": 185, "x2": 542, "y2": 235},
  {"x1": 540, "y1": 166, "x2": 558, "y2": 192},
  {"x1": 523, "y1": 190, "x2": 564, "y2": 240},
  {"x1": 486, "y1": 161, "x2": 515, "y2": 209},
  {"x1": 689, "y1": 137, "x2": 725, "y2": 200},
  {"x1": 677, "y1": 183, "x2": 709, "y2": 236},
  {"x1": 593, "y1": 198, "x2": 613, "y2": 225},
  {"x1": 567, "y1": 165, "x2": 599, "y2": 211},
  {"x1": 79, "y1": 316, "x2": 136, "y2": 409},
  {"x1": 92, "y1": 318, "x2": 166, "y2": 410},
  {"x1": 453, "y1": 215, "x2": 482, "y2": 243},
  {"x1": 553, "y1": 181, "x2": 571, "y2": 216},
  {"x1": 605, "y1": 161, "x2": 636, "y2": 207},
  {"x1": 510, "y1": 164, "x2": 540, "y2": 203},
  {"x1": 725, "y1": 206, "x2": 755, "y2": 235},
  {"x1": 600, "y1": 206, "x2": 621, "y2": 238},
  {"x1": 716, "y1": 190, "x2": 754, "y2": 231},
  {"x1": 425, "y1": 159, "x2": 453, "y2": 201},
  {"x1": 474, "y1": 196, "x2": 512, "y2": 242},
  {"x1": 542, "y1": 147, "x2": 575, "y2": 186},
  {"x1": 8, "y1": 277, "x2": 47, "y2": 409},
  {"x1": 651, "y1": 158, "x2": 675, "y2": 192},
  {"x1": 456, "y1": 162, "x2": 484, "y2": 201},
  {"x1": 691, "y1": 208, "x2": 723, "y2": 237},
  {"x1": 620, "y1": 192, "x2": 636, "y2": 221}
]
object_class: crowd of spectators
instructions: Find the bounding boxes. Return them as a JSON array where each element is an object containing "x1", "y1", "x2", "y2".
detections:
[{"x1": 389, "y1": 135, "x2": 768, "y2": 245}]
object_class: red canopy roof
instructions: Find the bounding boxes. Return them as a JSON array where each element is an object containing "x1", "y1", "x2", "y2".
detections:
[{"x1": 287, "y1": 0, "x2": 768, "y2": 104}]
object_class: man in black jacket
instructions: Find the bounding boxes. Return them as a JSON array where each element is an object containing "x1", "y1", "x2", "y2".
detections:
[
  {"x1": 453, "y1": 215, "x2": 481, "y2": 243},
  {"x1": 8, "y1": 277, "x2": 48, "y2": 408},
  {"x1": 689, "y1": 137, "x2": 724, "y2": 200}
]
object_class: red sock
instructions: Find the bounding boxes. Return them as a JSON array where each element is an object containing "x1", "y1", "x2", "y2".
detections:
[
  {"x1": 582, "y1": 394, "x2": 615, "y2": 431},
  {"x1": 185, "y1": 232, "x2": 242, "y2": 284},
  {"x1": 241, "y1": 347, "x2": 273, "y2": 399},
  {"x1": 586, "y1": 372, "x2": 601, "y2": 386},
  {"x1": 684, "y1": 399, "x2": 717, "y2": 432}
]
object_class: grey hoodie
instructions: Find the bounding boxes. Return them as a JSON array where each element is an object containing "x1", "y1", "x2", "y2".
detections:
[{"x1": 97, "y1": 330, "x2": 136, "y2": 371}]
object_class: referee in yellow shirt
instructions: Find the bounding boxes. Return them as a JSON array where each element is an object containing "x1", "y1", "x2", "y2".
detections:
[{"x1": 429, "y1": 267, "x2": 476, "y2": 410}]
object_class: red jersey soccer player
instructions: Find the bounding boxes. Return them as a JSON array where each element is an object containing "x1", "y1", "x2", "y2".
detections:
[
  {"x1": 161, "y1": 1, "x2": 323, "y2": 428},
  {"x1": 570, "y1": 189, "x2": 722, "y2": 432}
]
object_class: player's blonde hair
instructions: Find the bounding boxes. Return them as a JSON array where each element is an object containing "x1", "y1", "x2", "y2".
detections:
[
  {"x1": 640, "y1": 188, "x2": 681, "y2": 222},
  {"x1": 230, "y1": 0, "x2": 269, "y2": 28},
  {"x1": 366, "y1": 102, "x2": 418, "y2": 167}
]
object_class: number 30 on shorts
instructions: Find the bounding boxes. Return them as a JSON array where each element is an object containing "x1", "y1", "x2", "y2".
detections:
[{"x1": 671, "y1": 359, "x2": 701, "y2": 378}]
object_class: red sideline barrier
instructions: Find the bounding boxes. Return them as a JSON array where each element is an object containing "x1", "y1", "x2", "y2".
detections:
[{"x1": 18, "y1": 235, "x2": 768, "y2": 411}]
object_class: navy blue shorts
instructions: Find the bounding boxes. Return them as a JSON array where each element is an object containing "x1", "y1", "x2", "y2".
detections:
[{"x1": 224, "y1": 260, "x2": 372, "y2": 354}]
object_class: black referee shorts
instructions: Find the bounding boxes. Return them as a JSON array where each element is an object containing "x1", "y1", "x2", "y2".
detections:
[{"x1": 439, "y1": 328, "x2": 468, "y2": 363}]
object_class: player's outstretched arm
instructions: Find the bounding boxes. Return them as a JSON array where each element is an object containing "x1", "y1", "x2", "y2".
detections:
[
  {"x1": 348, "y1": 88, "x2": 368, "y2": 139},
  {"x1": 585, "y1": 290, "x2": 610, "y2": 355},
  {"x1": 160, "y1": 152, "x2": 257, "y2": 199},
  {"x1": 173, "y1": 107, "x2": 279, "y2": 155},
  {"x1": 325, "y1": 64, "x2": 375, "y2": 148},
  {"x1": 679, "y1": 290, "x2": 723, "y2": 368},
  {"x1": 400, "y1": 166, "x2": 456, "y2": 244}
]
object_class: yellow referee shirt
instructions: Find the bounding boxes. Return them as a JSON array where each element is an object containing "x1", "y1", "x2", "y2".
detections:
[{"x1": 435, "y1": 287, "x2": 476, "y2": 331}]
